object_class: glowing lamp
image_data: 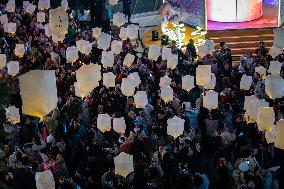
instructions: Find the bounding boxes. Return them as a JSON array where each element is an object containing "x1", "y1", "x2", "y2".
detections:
[
  {"x1": 182, "y1": 75, "x2": 194, "y2": 92},
  {"x1": 6, "y1": 0, "x2": 15, "y2": 13},
  {"x1": 148, "y1": 45, "x2": 161, "y2": 61},
  {"x1": 51, "y1": 33, "x2": 65, "y2": 43},
  {"x1": 61, "y1": 0, "x2": 68, "y2": 10},
  {"x1": 127, "y1": 24, "x2": 139, "y2": 40},
  {"x1": 97, "y1": 32, "x2": 111, "y2": 50},
  {"x1": 66, "y1": 46, "x2": 79, "y2": 63},
  {"x1": 197, "y1": 39, "x2": 215, "y2": 58},
  {"x1": 15, "y1": 44, "x2": 25, "y2": 58},
  {"x1": 45, "y1": 24, "x2": 52, "y2": 37},
  {"x1": 37, "y1": 12, "x2": 46, "y2": 23},
  {"x1": 38, "y1": 0, "x2": 50, "y2": 10},
  {"x1": 5, "y1": 106, "x2": 20, "y2": 124},
  {"x1": 25, "y1": 3, "x2": 36, "y2": 14},
  {"x1": 128, "y1": 72, "x2": 141, "y2": 88},
  {"x1": 101, "y1": 51, "x2": 114, "y2": 68},
  {"x1": 113, "y1": 12, "x2": 126, "y2": 27},
  {"x1": 74, "y1": 82, "x2": 89, "y2": 98},
  {"x1": 265, "y1": 127, "x2": 276, "y2": 144},
  {"x1": 257, "y1": 107, "x2": 275, "y2": 132},
  {"x1": 49, "y1": 8, "x2": 69, "y2": 35},
  {"x1": 121, "y1": 78, "x2": 136, "y2": 96},
  {"x1": 240, "y1": 74, "x2": 252, "y2": 90},
  {"x1": 159, "y1": 75, "x2": 172, "y2": 88},
  {"x1": 0, "y1": 54, "x2": 7, "y2": 69},
  {"x1": 35, "y1": 170, "x2": 55, "y2": 189},
  {"x1": 269, "y1": 46, "x2": 283, "y2": 59},
  {"x1": 19, "y1": 70, "x2": 58, "y2": 119},
  {"x1": 92, "y1": 27, "x2": 102, "y2": 38},
  {"x1": 7, "y1": 22, "x2": 16, "y2": 33},
  {"x1": 134, "y1": 91, "x2": 148, "y2": 108},
  {"x1": 123, "y1": 53, "x2": 135, "y2": 67},
  {"x1": 97, "y1": 114, "x2": 112, "y2": 132},
  {"x1": 109, "y1": 0, "x2": 118, "y2": 5},
  {"x1": 265, "y1": 74, "x2": 284, "y2": 99},
  {"x1": 103, "y1": 72, "x2": 116, "y2": 88},
  {"x1": 268, "y1": 61, "x2": 282, "y2": 75},
  {"x1": 255, "y1": 66, "x2": 266, "y2": 79},
  {"x1": 111, "y1": 40, "x2": 122, "y2": 55},
  {"x1": 167, "y1": 116, "x2": 184, "y2": 138},
  {"x1": 119, "y1": 27, "x2": 128, "y2": 40},
  {"x1": 167, "y1": 54, "x2": 178, "y2": 69},
  {"x1": 7, "y1": 61, "x2": 19, "y2": 76},
  {"x1": 196, "y1": 65, "x2": 211, "y2": 86},
  {"x1": 114, "y1": 152, "x2": 134, "y2": 177},
  {"x1": 275, "y1": 119, "x2": 284, "y2": 150},
  {"x1": 161, "y1": 86, "x2": 173, "y2": 103},
  {"x1": 80, "y1": 41, "x2": 93, "y2": 55},
  {"x1": 113, "y1": 117, "x2": 126, "y2": 133},
  {"x1": 203, "y1": 90, "x2": 218, "y2": 110}
]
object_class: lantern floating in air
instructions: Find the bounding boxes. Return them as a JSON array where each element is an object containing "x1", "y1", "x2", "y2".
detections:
[
  {"x1": 92, "y1": 27, "x2": 102, "y2": 38},
  {"x1": 275, "y1": 119, "x2": 284, "y2": 150},
  {"x1": 121, "y1": 78, "x2": 136, "y2": 96},
  {"x1": 127, "y1": 24, "x2": 139, "y2": 40},
  {"x1": 37, "y1": 12, "x2": 46, "y2": 23},
  {"x1": 240, "y1": 74, "x2": 252, "y2": 90},
  {"x1": 161, "y1": 86, "x2": 173, "y2": 103},
  {"x1": 103, "y1": 72, "x2": 116, "y2": 88},
  {"x1": 101, "y1": 51, "x2": 114, "y2": 68},
  {"x1": 79, "y1": 40, "x2": 92, "y2": 55},
  {"x1": 66, "y1": 46, "x2": 79, "y2": 63},
  {"x1": 119, "y1": 27, "x2": 128, "y2": 40},
  {"x1": 7, "y1": 22, "x2": 16, "y2": 33},
  {"x1": 167, "y1": 54, "x2": 178, "y2": 69},
  {"x1": 203, "y1": 90, "x2": 218, "y2": 110},
  {"x1": 0, "y1": 54, "x2": 6, "y2": 69},
  {"x1": 134, "y1": 91, "x2": 148, "y2": 108},
  {"x1": 196, "y1": 65, "x2": 211, "y2": 87},
  {"x1": 148, "y1": 45, "x2": 161, "y2": 61},
  {"x1": 5, "y1": 106, "x2": 20, "y2": 124},
  {"x1": 257, "y1": 107, "x2": 275, "y2": 132},
  {"x1": 111, "y1": 40, "x2": 122, "y2": 55},
  {"x1": 128, "y1": 72, "x2": 141, "y2": 88},
  {"x1": 265, "y1": 74, "x2": 284, "y2": 99},
  {"x1": 97, "y1": 32, "x2": 111, "y2": 50},
  {"x1": 19, "y1": 70, "x2": 58, "y2": 119},
  {"x1": 268, "y1": 61, "x2": 282, "y2": 75},
  {"x1": 109, "y1": 0, "x2": 118, "y2": 6},
  {"x1": 74, "y1": 82, "x2": 89, "y2": 98},
  {"x1": 61, "y1": 0, "x2": 68, "y2": 10},
  {"x1": 15, "y1": 44, "x2": 25, "y2": 58},
  {"x1": 113, "y1": 117, "x2": 126, "y2": 133},
  {"x1": 265, "y1": 126, "x2": 276, "y2": 144},
  {"x1": 45, "y1": 24, "x2": 52, "y2": 37},
  {"x1": 160, "y1": 75, "x2": 172, "y2": 88},
  {"x1": 197, "y1": 39, "x2": 215, "y2": 58},
  {"x1": 245, "y1": 98, "x2": 269, "y2": 123},
  {"x1": 269, "y1": 46, "x2": 283, "y2": 59},
  {"x1": 35, "y1": 170, "x2": 55, "y2": 189},
  {"x1": 255, "y1": 66, "x2": 266, "y2": 79},
  {"x1": 162, "y1": 47, "x2": 171, "y2": 60},
  {"x1": 123, "y1": 53, "x2": 135, "y2": 67},
  {"x1": 49, "y1": 8, "x2": 69, "y2": 35},
  {"x1": 114, "y1": 152, "x2": 134, "y2": 177},
  {"x1": 7, "y1": 61, "x2": 19, "y2": 76},
  {"x1": 6, "y1": 0, "x2": 15, "y2": 12},
  {"x1": 38, "y1": 0, "x2": 50, "y2": 10},
  {"x1": 113, "y1": 12, "x2": 126, "y2": 27},
  {"x1": 167, "y1": 116, "x2": 185, "y2": 138},
  {"x1": 182, "y1": 75, "x2": 194, "y2": 92},
  {"x1": 97, "y1": 114, "x2": 112, "y2": 132},
  {"x1": 25, "y1": 3, "x2": 36, "y2": 14},
  {"x1": 0, "y1": 14, "x2": 8, "y2": 24},
  {"x1": 51, "y1": 33, "x2": 65, "y2": 43}
]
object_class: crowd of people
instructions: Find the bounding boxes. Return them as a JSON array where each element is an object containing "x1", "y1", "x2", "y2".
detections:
[{"x1": 0, "y1": 1, "x2": 284, "y2": 189}]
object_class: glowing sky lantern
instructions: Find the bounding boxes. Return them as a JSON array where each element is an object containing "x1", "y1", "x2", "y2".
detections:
[
  {"x1": 35, "y1": 170, "x2": 55, "y2": 189},
  {"x1": 134, "y1": 91, "x2": 148, "y2": 108},
  {"x1": 257, "y1": 107, "x2": 275, "y2": 132},
  {"x1": 0, "y1": 14, "x2": 8, "y2": 25},
  {"x1": 0, "y1": 54, "x2": 6, "y2": 69},
  {"x1": 159, "y1": 75, "x2": 172, "y2": 88},
  {"x1": 255, "y1": 66, "x2": 266, "y2": 79},
  {"x1": 148, "y1": 45, "x2": 161, "y2": 61},
  {"x1": 265, "y1": 126, "x2": 276, "y2": 144},
  {"x1": 162, "y1": 47, "x2": 172, "y2": 60},
  {"x1": 113, "y1": 117, "x2": 126, "y2": 133},
  {"x1": 6, "y1": 0, "x2": 15, "y2": 13},
  {"x1": 76, "y1": 64, "x2": 101, "y2": 96},
  {"x1": 92, "y1": 27, "x2": 102, "y2": 38},
  {"x1": 97, "y1": 114, "x2": 112, "y2": 132},
  {"x1": 265, "y1": 74, "x2": 284, "y2": 99},
  {"x1": 203, "y1": 90, "x2": 218, "y2": 110},
  {"x1": 182, "y1": 75, "x2": 194, "y2": 91},
  {"x1": 167, "y1": 116, "x2": 185, "y2": 138},
  {"x1": 97, "y1": 32, "x2": 111, "y2": 50},
  {"x1": 25, "y1": 3, "x2": 36, "y2": 14},
  {"x1": 61, "y1": 0, "x2": 68, "y2": 10},
  {"x1": 80, "y1": 41, "x2": 92, "y2": 55},
  {"x1": 66, "y1": 46, "x2": 79, "y2": 63},
  {"x1": 245, "y1": 98, "x2": 269, "y2": 123},
  {"x1": 204, "y1": 73, "x2": 216, "y2": 90},
  {"x1": 45, "y1": 24, "x2": 52, "y2": 37},
  {"x1": 109, "y1": 0, "x2": 118, "y2": 6},
  {"x1": 167, "y1": 54, "x2": 178, "y2": 69},
  {"x1": 19, "y1": 70, "x2": 58, "y2": 119},
  {"x1": 119, "y1": 27, "x2": 128, "y2": 40},
  {"x1": 268, "y1": 61, "x2": 282, "y2": 75},
  {"x1": 197, "y1": 39, "x2": 215, "y2": 58},
  {"x1": 196, "y1": 65, "x2": 211, "y2": 87},
  {"x1": 161, "y1": 86, "x2": 173, "y2": 103},
  {"x1": 7, "y1": 61, "x2": 19, "y2": 76},
  {"x1": 37, "y1": 12, "x2": 46, "y2": 23},
  {"x1": 103, "y1": 72, "x2": 116, "y2": 88},
  {"x1": 7, "y1": 22, "x2": 16, "y2": 33},
  {"x1": 49, "y1": 8, "x2": 69, "y2": 35},
  {"x1": 121, "y1": 78, "x2": 136, "y2": 96},
  {"x1": 101, "y1": 51, "x2": 114, "y2": 68},
  {"x1": 5, "y1": 106, "x2": 20, "y2": 125},
  {"x1": 74, "y1": 82, "x2": 89, "y2": 98},
  {"x1": 275, "y1": 119, "x2": 284, "y2": 150},
  {"x1": 15, "y1": 44, "x2": 25, "y2": 58},
  {"x1": 113, "y1": 12, "x2": 126, "y2": 27},
  {"x1": 127, "y1": 24, "x2": 139, "y2": 40},
  {"x1": 38, "y1": 0, "x2": 50, "y2": 10},
  {"x1": 269, "y1": 46, "x2": 283, "y2": 59},
  {"x1": 123, "y1": 53, "x2": 135, "y2": 67},
  {"x1": 114, "y1": 152, "x2": 134, "y2": 177},
  {"x1": 240, "y1": 74, "x2": 252, "y2": 90},
  {"x1": 51, "y1": 33, "x2": 65, "y2": 43},
  {"x1": 111, "y1": 40, "x2": 122, "y2": 55},
  {"x1": 128, "y1": 72, "x2": 141, "y2": 88}
]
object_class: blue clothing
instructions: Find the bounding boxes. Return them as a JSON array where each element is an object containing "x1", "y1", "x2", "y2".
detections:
[{"x1": 185, "y1": 108, "x2": 200, "y2": 130}]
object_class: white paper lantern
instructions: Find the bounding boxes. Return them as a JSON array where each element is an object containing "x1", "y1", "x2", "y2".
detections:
[
  {"x1": 275, "y1": 119, "x2": 284, "y2": 150},
  {"x1": 101, "y1": 51, "x2": 114, "y2": 68},
  {"x1": 182, "y1": 75, "x2": 194, "y2": 92},
  {"x1": 111, "y1": 40, "x2": 122, "y2": 55},
  {"x1": 103, "y1": 72, "x2": 116, "y2": 88},
  {"x1": 6, "y1": 0, "x2": 15, "y2": 13},
  {"x1": 161, "y1": 86, "x2": 173, "y2": 103},
  {"x1": 109, "y1": 0, "x2": 118, "y2": 5},
  {"x1": 66, "y1": 46, "x2": 79, "y2": 63},
  {"x1": 127, "y1": 24, "x2": 139, "y2": 40},
  {"x1": 97, "y1": 32, "x2": 111, "y2": 50},
  {"x1": 240, "y1": 74, "x2": 252, "y2": 90},
  {"x1": 19, "y1": 70, "x2": 58, "y2": 119},
  {"x1": 113, "y1": 12, "x2": 126, "y2": 27},
  {"x1": 61, "y1": 0, "x2": 68, "y2": 10},
  {"x1": 97, "y1": 114, "x2": 112, "y2": 132},
  {"x1": 7, "y1": 22, "x2": 16, "y2": 33},
  {"x1": 49, "y1": 8, "x2": 69, "y2": 35},
  {"x1": 74, "y1": 82, "x2": 89, "y2": 98},
  {"x1": 0, "y1": 14, "x2": 8, "y2": 24},
  {"x1": 51, "y1": 33, "x2": 65, "y2": 43},
  {"x1": 114, "y1": 152, "x2": 134, "y2": 177},
  {"x1": 269, "y1": 46, "x2": 283, "y2": 59},
  {"x1": 244, "y1": 95, "x2": 258, "y2": 112},
  {"x1": 265, "y1": 127, "x2": 276, "y2": 144},
  {"x1": 0, "y1": 54, "x2": 6, "y2": 69},
  {"x1": 25, "y1": 3, "x2": 36, "y2": 14},
  {"x1": 167, "y1": 54, "x2": 178, "y2": 69},
  {"x1": 134, "y1": 91, "x2": 148, "y2": 108},
  {"x1": 92, "y1": 27, "x2": 102, "y2": 38},
  {"x1": 119, "y1": 27, "x2": 128, "y2": 40},
  {"x1": 257, "y1": 107, "x2": 275, "y2": 132},
  {"x1": 268, "y1": 61, "x2": 282, "y2": 75},
  {"x1": 203, "y1": 90, "x2": 218, "y2": 110},
  {"x1": 167, "y1": 116, "x2": 184, "y2": 138},
  {"x1": 162, "y1": 48, "x2": 172, "y2": 60},
  {"x1": 273, "y1": 28, "x2": 284, "y2": 49},
  {"x1": 113, "y1": 117, "x2": 126, "y2": 133},
  {"x1": 123, "y1": 53, "x2": 135, "y2": 67},
  {"x1": 37, "y1": 12, "x2": 46, "y2": 23},
  {"x1": 5, "y1": 106, "x2": 20, "y2": 124},
  {"x1": 7, "y1": 61, "x2": 19, "y2": 76},
  {"x1": 159, "y1": 75, "x2": 172, "y2": 88},
  {"x1": 121, "y1": 78, "x2": 136, "y2": 96},
  {"x1": 255, "y1": 66, "x2": 266, "y2": 79},
  {"x1": 128, "y1": 72, "x2": 141, "y2": 88},
  {"x1": 76, "y1": 64, "x2": 101, "y2": 96},
  {"x1": 204, "y1": 73, "x2": 216, "y2": 90},
  {"x1": 38, "y1": 0, "x2": 50, "y2": 10},
  {"x1": 35, "y1": 170, "x2": 55, "y2": 189},
  {"x1": 45, "y1": 24, "x2": 52, "y2": 37},
  {"x1": 245, "y1": 98, "x2": 269, "y2": 123},
  {"x1": 148, "y1": 45, "x2": 161, "y2": 61},
  {"x1": 15, "y1": 44, "x2": 25, "y2": 58},
  {"x1": 265, "y1": 74, "x2": 284, "y2": 99},
  {"x1": 196, "y1": 65, "x2": 211, "y2": 86},
  {"x1": 197, "y1": 39, "x2": 215, "y2": 58},
  {"x1": 80, "y1": 41, "x2": 92, "y2": 55}
]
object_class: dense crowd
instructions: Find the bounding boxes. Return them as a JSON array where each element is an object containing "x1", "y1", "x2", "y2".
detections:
[{"x1": 0, "y1": 1, "x2": 284, "y2": 189}]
